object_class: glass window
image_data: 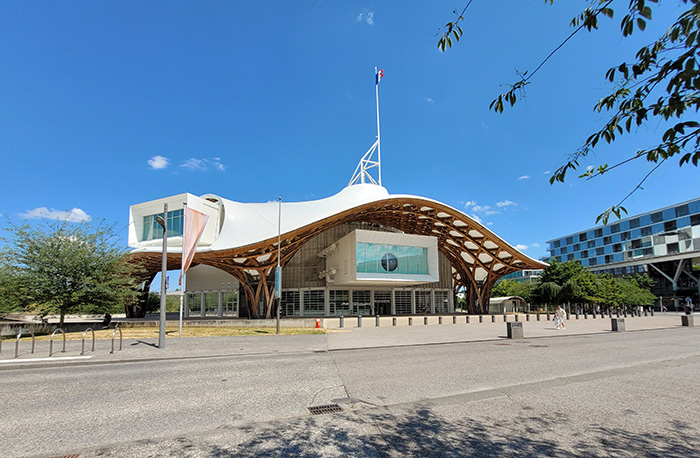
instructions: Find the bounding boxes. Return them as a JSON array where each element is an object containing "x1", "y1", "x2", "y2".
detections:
[
  {"x1": 567, "y1": 253, "x2": 574, "y2": 261},
  {"x1": 581, "y1": 250, "x2": 588, "y2": 258},
  {"x1": 664, "y1": 220, "x2": 677, "y2": 232},
  {"x1": 573, "y1": 243, "x2": 580, "y2": 251},
  {"x1": 631, "y1": 239, "x2": 642, "y2": 249},
  {"x1": 416, "y1": 290, "x2": 432, "y2": 314},
  {"x1": 587, "y1": 240, "x2": 596, "y2": 248},
  {"x1": 589, "y1": 257, "x2": 597, "y2": 266},
  {"x1": 579, "y1": 232, "x2": 587, "y2": 242},
  {"x1": 394, "y1": 290, "x2": 412, "y2": 314},
  {"x1": 667, "y1": 242, "x2": 679, "y2": 254},
  {"x1": 596, "y1": 247, "x2": 604, "y2": 256},
  {"x1": 643, "y1": 248, "x2": 653, "y2": 256},
  {"x1": 434, "y1": 290, "x2": 449, "y2": 314},
  {"x1": 566, "y1": 236, "x2": 574, "y2": 245},
  {"x1": 629, "y1": 218, "x2": 640, "y2": 229},
  {"x1": 692, "y1": 214, "x2": 700, "y2": 226},
  {"x1": 303, "y1": 290, "x2": 325, "y2": 317},
  {"x1": 142, "y1": 209, "x2": 184, "y2": 241},
  {"x1": 595, "y1": 228, "x2": 603, "y2": 238},
  {"x1": 641, "y1": 226, "x2": 652, "y2": 236},
  {"x1": 281, "y1": 290, "x2": 300, "y2": 316},
  {"x1": 357, "y1": 243, "x2": 428, "y2": 275},
  {"x1": 651, "y1": 211, "x2": 663, "y2": 223},
  {"x1": 352, "y1": 290, "x2": 372, "y2": 315},
  {"x1": 329, "y1": 290, "x2": 350, "y2": 316},
  {"x1": 613, "y1": 243, "x2": 622, "y2": 253},
  {"x1": 676, "y1": 204, "x2": 689, "y2": 217},
  {"x1": 605, "y1": 255, "x2": 614, "y2": 264},
  {"x1": 603, "y1": 236, "x2": 612, "y2": 245},
  {"x1": 553, "y1": 240, "x2": 561, "y2": 248},
  {"x1": 621, "y1": 231, "x2": 631, "y2": 241},
  {"x1": 560, "y1": 246, "x2": 567, "y2": 254},
  {"x1": 611, "y1": 223, "x2": 620, "y2": 233}
]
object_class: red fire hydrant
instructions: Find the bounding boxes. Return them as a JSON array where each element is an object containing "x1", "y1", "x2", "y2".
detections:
[{"x1": 315, "y1": 318, "x2": 321, "y2": 329}]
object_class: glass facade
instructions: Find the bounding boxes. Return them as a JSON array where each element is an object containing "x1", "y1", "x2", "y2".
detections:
[
  {"x1": 143, "y1": 209, "x2": 184, "y2": 241},
  {"x1": 547, "y1": 198, "x2": 700, "y2": 269},
  {"x1": 356, "y1": 243, "x2": 429, "y2": 275}
]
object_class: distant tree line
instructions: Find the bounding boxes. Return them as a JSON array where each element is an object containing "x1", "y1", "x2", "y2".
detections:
[{"x1": 490, "y1": 258, "x2": 656, "y2": 313}]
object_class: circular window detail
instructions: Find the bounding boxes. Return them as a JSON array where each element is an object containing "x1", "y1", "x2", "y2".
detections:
[{"x1": 381, "y1": 253, "x2": 398, "y2": 272}]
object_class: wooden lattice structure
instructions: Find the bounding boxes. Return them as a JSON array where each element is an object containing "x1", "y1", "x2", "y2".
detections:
[{"x1": 129, "y1": 196, "x2": 547, "y2": 317}]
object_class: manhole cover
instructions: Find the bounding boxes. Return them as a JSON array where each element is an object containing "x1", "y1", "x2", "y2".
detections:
[{"x1": 308, "y1": 404, "x2": 343, "y2": 415}]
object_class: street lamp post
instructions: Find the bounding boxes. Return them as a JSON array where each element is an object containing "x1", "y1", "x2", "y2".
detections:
[{"x1": 156, "y1": 203, "x2": 168, "y2": 349}]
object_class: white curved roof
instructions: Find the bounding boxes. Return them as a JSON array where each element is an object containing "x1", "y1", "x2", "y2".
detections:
[{"x1": 206, "y1": 184, "x2": 392, "y2": 251}]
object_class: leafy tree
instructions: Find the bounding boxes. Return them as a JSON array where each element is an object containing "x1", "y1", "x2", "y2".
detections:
[
  {"x1": 440, "y1": 0, "x2": 700, "y2": 222},
  {"x1": 491, "y1": 278, "x2": 537, "y2": 303},
  {"x1": 535, "y1": 281, "x2": 561, "y2": 304},
  {"x1": 0, "y1": 220, "x2": 142, "y2": 325},
  {"x1": 539, "y1": 258, "x2": 588, "y2": 286},
  {"x1": 618, "y1": 275, "x2": 657, "y2": 306}
]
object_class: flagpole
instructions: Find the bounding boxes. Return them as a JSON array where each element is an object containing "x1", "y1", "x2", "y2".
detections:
[
  {"x1": 375, "y1": 66, "x2": 382, "y2": 186},
  {"x1": 179, "y1": 203, "x2": 187, "y2": 337},
  {"x1": 276, "y1": 196, "x2": 282, "y2": 335}
]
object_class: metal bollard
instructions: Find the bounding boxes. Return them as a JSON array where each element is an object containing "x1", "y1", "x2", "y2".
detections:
[
  {"x1": 515, "y1": 314, "x2": 519, "y2": 322},
  {"x1": 584, "y1": 313, "x2": 588, "y2": 319},
  {"x1": 650, "y1": 309, "x2": 654, "y2": 316},
  {"x1": 424, "y1": 316, "x2": 428, "y2": 325},
  {"x1": 358, "y1": 315, "x2": 362, "y2": 328},
  {"x1": 339, "y1": 316, "x2": 344, "y2": 328},
  {"x1": 467, "y1": 315, "x2": 470, "y2": 324},
  {"x1": 409, "y1": 317, "x2": 413, "y2": 326},
  {"x1": 546, "y1": 313, "x2": 551, "y2": 321},
  {"x1": 526, "y1": 314, "x2": 530, "y2": 321},
  {"x1": 537, "y1": 314, "x2": 541, "y2": 321},
  {"x1": 478, "y1": 315, "x2": 483, "y2": 323},
  {"x1": 491, "y1": 315, "x2": 496, "y2": 322},
  {"x1": 503, "y1": 314, "x2": 507, "y2": 322},
  {"x1": 392, "y1": 317, "x2": 397, "y2": 326},
  {"x1": 644, "y1": 309, "x2": 648, "y2": 317},
  {"x1": 439, "y1": 316, "x2": 443, "y2": 325},
  {"x1": 375, "y1": 315, "x2": 380, "y2": 327},
  {"x1": 576, "y1": 313, "x2": 579, "y2": 320},
  {"x1": 453, "y1": 316, "x2": 457, "y2": 324}
]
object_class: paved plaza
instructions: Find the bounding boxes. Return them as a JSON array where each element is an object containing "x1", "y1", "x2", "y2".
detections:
[{"x1": 0, "y1": 313, "x2": 698, "y2": 457}]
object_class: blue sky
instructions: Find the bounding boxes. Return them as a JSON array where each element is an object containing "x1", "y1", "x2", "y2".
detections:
[{"x1": 1, "y1": 0, "x2": 698, "y2": 262}]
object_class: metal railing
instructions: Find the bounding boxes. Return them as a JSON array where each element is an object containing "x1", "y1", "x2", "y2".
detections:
[
  {"x1": 81, "y1": 328, "x2": 95, "y2": 355},
  {"x1": 110, "y1": 326, "x2": 122, "y2": 354},
  {"x1": 49, "y1": 328, "x2": 66, "y2": 356},
  {"x1": 15, "y1": 329, "x2": 35, "y2": 358}
]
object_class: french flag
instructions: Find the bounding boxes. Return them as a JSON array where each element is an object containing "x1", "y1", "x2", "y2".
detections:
[{"x1": 376, "y1": 68, "x2": 384, "y2": 84}]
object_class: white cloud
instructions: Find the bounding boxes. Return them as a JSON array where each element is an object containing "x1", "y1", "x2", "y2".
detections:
[
  {"x1": 20, "y1": 207, "x2": 91, "y2": 223},
  {"x1": 532, "y1": 243, "x2": 541, "y2": 247},
  {"x1": 515, "y1": 244, "x2": 529, "y2": 250},
  {"x1": 180, "y1": 157, "x2": 226, "y2": 172},
  {"x1": 496, "y1": 200, "x2": 517, "y2": 208},
  {"x1": 487, "y1": 222, "x2": 493, "y2": 226},
  {"x1": 463, "y1": 200, "x2": 477, "y2": 209},
  {"x1": 470, "y1": 214, "x2": 483, "y2": 224},
  {"x1": 212, "y1": 157, "x2": 226, "y2": 171},
  {"x1": 181, "y1": 158, "x2": 206, "y2": 171},
  {"x1": 357, "y1": 10, "x2": 374, "y2": 25},
  {"x1": 518, "y1": 175, "x2": 531, "y2": 180},
  {"x1": 543, "y1": 170, "x2": 551, "y2": 174},
  {"x1": 426, "y1": 97, "x2": 434, "y2": 104},
  {"x1": 587, "y1": 165, "x2": 594, "y2": 172},
  {"x1": 148, "y1": 155, "x2": 169, "y2": 169},
  {"x1": 472, "y1": 205, "x2": 491, "y2": 213},
  {"x1": 484, "y1": 210, "x2": 499, "y2": 216}
]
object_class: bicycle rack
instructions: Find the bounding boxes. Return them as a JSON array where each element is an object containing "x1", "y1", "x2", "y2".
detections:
[
  {"x1": 49, "y1": 328, "x2": 66, "y2": 356},
  {"x1": 15, "y1": 329, "x2": 36, "y2": 358},
  {"x1": 81, "y1": 328, "x2": 95, "y2": 355},
  {"x1": 110, "y1": 326, "x2": 122, "y2": 354}
]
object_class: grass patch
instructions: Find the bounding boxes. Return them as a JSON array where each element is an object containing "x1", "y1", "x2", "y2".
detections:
[{"x1": 5, "y1": 326, "x2": 326, "y2": 341}]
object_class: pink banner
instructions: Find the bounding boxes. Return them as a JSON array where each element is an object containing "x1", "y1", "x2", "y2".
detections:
[{"x1": 179, "y1": 207, "x2": 209, "y2": 285}]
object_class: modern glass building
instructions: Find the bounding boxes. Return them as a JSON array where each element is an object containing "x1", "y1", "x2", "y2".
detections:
[{"x1": 547, "y1": 197, "x2": 700, "y2": 309}]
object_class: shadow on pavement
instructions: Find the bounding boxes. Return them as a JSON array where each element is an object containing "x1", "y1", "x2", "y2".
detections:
[{"x1": 91, "y1": 406, "x2": 700, "y2": 457}]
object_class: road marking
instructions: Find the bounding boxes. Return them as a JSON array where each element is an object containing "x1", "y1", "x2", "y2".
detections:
[{"x1": 0, "y1": 356, "x2": 93, "y2": 364}]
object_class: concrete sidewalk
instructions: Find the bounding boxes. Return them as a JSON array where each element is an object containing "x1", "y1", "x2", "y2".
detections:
[{"x1": 0, "y1": 313, "x2": 692, "y2": 370}]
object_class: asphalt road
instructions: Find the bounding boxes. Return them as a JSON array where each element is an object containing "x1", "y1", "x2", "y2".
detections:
[{"x1": 1, "y1": 326, "x2": 699, "y2": 457}]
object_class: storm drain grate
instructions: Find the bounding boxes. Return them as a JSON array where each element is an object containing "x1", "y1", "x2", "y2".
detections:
[{"x1": 308, "y1": 404, "x2": 343, "y2": 415}]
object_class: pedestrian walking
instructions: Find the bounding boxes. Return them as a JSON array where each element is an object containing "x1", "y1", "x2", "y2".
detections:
[{"x1": 555, "y1": 305, "x2": 567, "y2": 330}]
